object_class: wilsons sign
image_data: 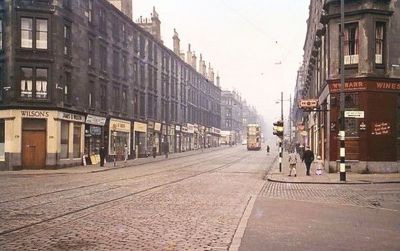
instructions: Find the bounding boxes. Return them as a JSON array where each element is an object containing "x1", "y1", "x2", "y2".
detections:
[{"x1": 21, "y1": 110, "x2": 49, "y2": 118}]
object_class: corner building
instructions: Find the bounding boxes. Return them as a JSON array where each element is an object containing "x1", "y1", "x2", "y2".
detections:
[
  {"x1": 294, "y1": 0, "x2": 400, "y2": 173},
  {"x1": 0, "y1": 0, "x2": 221, "y2": 170}
]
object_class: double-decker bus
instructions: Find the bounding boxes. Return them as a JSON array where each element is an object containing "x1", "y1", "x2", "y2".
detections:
[{"x1": 247, "y1": 124, "x2": 261, "y2": 150}]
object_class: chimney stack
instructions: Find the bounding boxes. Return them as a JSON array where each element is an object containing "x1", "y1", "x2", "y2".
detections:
[{"x1": 172, "y1": 28, "x2": 180, "y2": 55}]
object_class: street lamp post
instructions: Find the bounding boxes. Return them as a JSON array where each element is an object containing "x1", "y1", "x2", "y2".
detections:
[
  {"x1": 339, "y1": 0, "x2": 346, "y2": 181},
  {"x1": 279, "y1": 91, "x2": 283, "y2": 172}
]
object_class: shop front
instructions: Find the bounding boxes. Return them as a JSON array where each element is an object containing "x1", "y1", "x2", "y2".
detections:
[
  {"x1": 187, "y1": 123, "x2": 194, "y2": 150},
  {"x1": 147, "y1": 121, "x2": 155, "y2": 156},
  {"x1": 0, "y1": 109, "x2": 86, "y2": 170},
  {"x1": 181, "y1": 125, "x2": 188, "y2": 152},
  {"x1": 133, "y1": 121, "x2": 147, "y2": 158},
  {"x1": 327, "y1": 78, "x2": 400, "y2": 173},
  {"x1": 175, "y1": 125, "x2": 181, "y2": 153},
  {"x1": 109, "y1": 118, "x2": 131, "y2": 161},
  {"x1": 84, "y1": 114, "x2": 106, "y2": 165},
  {"x1": 154, "y1": 122, "x2": 162, "y2": 155},
  {"x1": 168, "y1": 125, "x2": 175, "y2": 153},
  {"x1": 194, "y1": 124, "x2": 199, "y2": 149}
]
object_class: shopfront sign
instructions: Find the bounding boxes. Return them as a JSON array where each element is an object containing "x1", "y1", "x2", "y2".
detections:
[
  {"x1": 134, "y1": 122, "x2": 147, "y2": 133},
  {"x1": 148, "y1": 121, "x2": 154, "y2": 130},
  {"x1": 90, "y1": 126, "x2": 102, "y2": 136},
  {"x1": 175, "y1": 125, "x2": 181, "y2": 131},
  {"x1": 154, "y1": 122, "x2": 161, "y2": 132},
  {"x1": 21, "y1": 110, "x2": 49, "y2": 118},
  {"x1": 187, "y1": 123, "x2": 194, "y2": 134},
  {"x1": 298, "y1": 99, "x2": 318, "y2": 109},
  {"x1": 86, "y1": 114, "x2": 106, "y2": 126},
  {"x1": 371, "y1": 121, "x2": 391, "y2": 136},
  {"x1": 59, "y1": 112, "x2": 85, "y2": 123},
  {"x1": 345, "y1": 111, "x2": 364, "y2": 118},
  {"x1": 110, "y1": 118, "x2": 131, "y2": 132},
  {"x1": 181, "y1": 126, "x2": 188, "y2": 133}
]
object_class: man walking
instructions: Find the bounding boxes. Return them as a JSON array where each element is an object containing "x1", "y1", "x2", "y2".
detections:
[
  {"x1": 99, "y1": 146, "x2": 106, "y2": 167},
  {"x1": 302, "y1": 146, "x2": 314, "y2": 176},
  {"x1": 288, "y1": 151, "x2": 298, "y2": 177}
]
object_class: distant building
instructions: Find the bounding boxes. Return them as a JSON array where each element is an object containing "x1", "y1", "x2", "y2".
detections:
[
  {"x1": 293, "y1": 0, "x2": 400, "y2": 173},
  {"x1": 221, "y1": 90, "x2": 243, "y2": 144}
]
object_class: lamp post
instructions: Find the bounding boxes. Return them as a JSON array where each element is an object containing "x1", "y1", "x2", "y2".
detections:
[{"x1": 339, "y1": 0, "x2": 346, "y2": 181}]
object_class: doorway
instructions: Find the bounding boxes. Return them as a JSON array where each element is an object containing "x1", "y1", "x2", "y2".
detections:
[{"x1": 22, "y1": 119, "x2": 46, "y2": 169}]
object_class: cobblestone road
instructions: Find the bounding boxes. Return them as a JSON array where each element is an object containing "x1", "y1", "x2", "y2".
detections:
[
  {"x1": 260, "y1": 182, "x2": 400, "y2": 211},
  {"x1": 0, "y1": 146, "x2": 273, "y2": 250}
]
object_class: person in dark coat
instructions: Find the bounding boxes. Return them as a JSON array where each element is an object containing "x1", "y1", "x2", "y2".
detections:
[
  {"x1": 164, "y1": 142, "x2": 169, "y2": 158},
  {"x1": 152, "y1": 145, "x2": 157, "y2": 158},
  {"x1": 266, "y1": 145, "x2": 270, "y2": 154},
  {"x1": 302, "y1": 146, "x2": 314, "y2": 176},
  {"x1": 99, "y1": 146, "x2": 106, "y2": 167}
]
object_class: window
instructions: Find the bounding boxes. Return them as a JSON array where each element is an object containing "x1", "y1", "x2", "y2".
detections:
[
  {"x1": 140, "y1": 64, "x2": 145, "y2": 88},
  {"x1": 112, "y1": 50, "x2": 119, "y2": 76},
  {"x1": 122, "y1": 55, "x2": 127, "y2": 79},
  {"x1": 133, "y1": 60, "x2": 138, "y2": 86},
  {"x1": 63, "y1": 0, "x2": 71, "y2": 9},
  {"x1": 113, "y1": 86, "x2": 120, "y2": 111},
  {"x1": 73, "y1": 124, "x2": 81, "y2": 158},
  {"x1": 21, "y1": 18, "x2": 33, "y2": 48},
  {"x1": 133, "y1": 92, "x2": 139, "y2": 117},
  {"x1": 20, "y1": 67, "x2": 48, "y2": 99},
  {"x1": 35, "y1": 68, "x2": 47, "y2": 99},
  {"x1": 88, "y1": 81, "x2": 95, "y2": 108},
  {"x1": 99, "y1": 8, "x2": 107, "y2": 34},
  {"x1": 397, "y1": 94, "x2": 400, "y2": 139},
  {"x1": 100, "y1": 84, "x2": 107, "y2": 110},
  {"x1": 122, "y1": 88, "x2": 127, "y2": 113},
  {"x1": 343, "y1": 23, "x2": 359, "y2": 65},
  {"x1": 375, "y1": 22, "x2": 385, "y2": 65},
  {"x1": 60, "y1": 121, "x2": 69, "y2": 159},
  {"x1": 20, "y1": 67, "x2": 33, "y2": 98},
  {"x1": 140, "y1": 92, "x2": 145, "y2": 118},
  {"x1": 64, "y1": 24, "x2": 71, "y2": 56},
  {"x1": 0, "y1": 120, "x2": 4, "y2": 160},
  {"x1": 100, "y1": 44, "x2": 107, "y2": 71},
  {"x1": 88, "y1": 0, "x2": 93, "y2": 23},
  {"x1": 88, "y1": 38, "x2": 94, "y2": 66},
  {"x1": 64, "y1": 71, "x2": 71, "y2": 103},
  {"x1": 0, "y1": 19, "x2": 3, "y2": 50},
  {"x1": 36, "y1": 19, "x2": 47, "y2": 49}
]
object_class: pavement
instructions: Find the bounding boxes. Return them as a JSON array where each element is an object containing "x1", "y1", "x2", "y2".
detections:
[
  {"x1": 0, "y1": 146, "x2": 225, "y2": 176},
  {"x1": 265, "y1": 152, "x2": 400, "y2": 184}
]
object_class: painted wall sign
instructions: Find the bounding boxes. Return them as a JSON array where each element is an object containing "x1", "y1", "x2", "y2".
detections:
[
  {"x1": 187, "y1": 123, "x2": 194, "y2": 134},
  {"x1": 376, "y1": 82, "x2": 400, "y2": 91},
  {"x1": 86, "y1": 114, "x2": 106, "y2": 126},
  {"x1": 329, "y1": 81, "x2": 367, "y2": 93},
  {"x1": 21, "y1": 110, "x2": 49, "y2": 118},
  {"x1": 371, "y1": 122, "x2": 391, "y2": 136}
]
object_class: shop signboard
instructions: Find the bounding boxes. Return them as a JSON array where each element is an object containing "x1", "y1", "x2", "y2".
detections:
[
  {"x1": 187, "y1": 123, "x2": 194, "y2": 134},
  {"x1": 59, "y1": 112, "x2": 85, "y2": 123},
  {"x1": 90, "y1": 126, "x2": 102, "y2": 136},
  {"x1": 86, "y1": 114, "x2": 106, "y2": 126},
  {"x1": 110, "y1": 118, "x2": 131, "y2": 132},
  {"x1": 154, "y1": 122, "x2": 161, "y2": 132},
  {"x1": 148, "y1": 121, "x2": 154, "y2": 130},
  {"x1": 175, "y1": 125, "x2": 181, "y2": 131},
  {"x1": 134, "y1": 122, "x2": 147, "y2": 133}
]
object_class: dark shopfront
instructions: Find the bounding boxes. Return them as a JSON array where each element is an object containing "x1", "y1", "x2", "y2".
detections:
[
  {"x1": 327, "y1": 78, "x2": 400, "y2": 173},
  {"x1": 84, "y1": 115, "x2": 106, "y2": 165}
]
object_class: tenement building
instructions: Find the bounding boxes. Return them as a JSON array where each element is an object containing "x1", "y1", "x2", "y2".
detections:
[
  {"x1": 221, "y1": 90, "x2": 243, "y2": 145},
  {"x1": 293, "y1": 0, "x2": 400, "y2": 173},
  {"x1": 0, "y1": 0, "x2": 221, "y2": 170}
]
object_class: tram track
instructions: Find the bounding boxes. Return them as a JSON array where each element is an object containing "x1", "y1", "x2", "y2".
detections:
[
  {"x1": 0, "y1": 148, "x2": 240, "y2": 204},
  {"x1": 0, "y1": 153, "x2": 251, "y2": 243}
]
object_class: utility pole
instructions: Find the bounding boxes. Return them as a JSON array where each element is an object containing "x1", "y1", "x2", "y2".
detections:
[
  {"x1": 339, "y1": 0, "x2": 346, "y2": 181},
  {"x1": 289, "y1": 94, "x2": 292, "y2": 149}
]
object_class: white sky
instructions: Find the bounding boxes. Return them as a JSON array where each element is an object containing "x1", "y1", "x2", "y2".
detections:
[{"x1": 133, "y1": 0, "x2": 309, "y2": 132}]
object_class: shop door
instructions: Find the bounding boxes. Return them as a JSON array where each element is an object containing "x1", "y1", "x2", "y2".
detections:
[{"x1": 22, "y1": 130, "x2": 46, "y2": 169}]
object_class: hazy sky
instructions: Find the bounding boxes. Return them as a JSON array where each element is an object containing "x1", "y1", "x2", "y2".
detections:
[{"x1": 133, "y1": 0, "x2": 309, "y2": 130}]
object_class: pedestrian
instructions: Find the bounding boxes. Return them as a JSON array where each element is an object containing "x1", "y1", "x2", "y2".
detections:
[
  {"x1": 302, "y1": 146, "x2": 314, "y2": 176},
  {"x1": 164, "y1": 141, "x2": 169, "y2": 158},
  {"x1": 288, "y1": 151, "x2": 298, "y2": 177},
  {"x1": 315, "y1": 156, "x2": 323, "y2": 175},
  {"x1": 124, "y1": 144, "x2": 128, "y2": 163},
  {"x1": 266, "y1": 145, "x2": 270, "y2": 154},
  {"x1": 152, "y1": 145, "x2": 157, "y2": 158},
  {"x1": 99, "y1": 146, "x2": 106, "y2": 167}
]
